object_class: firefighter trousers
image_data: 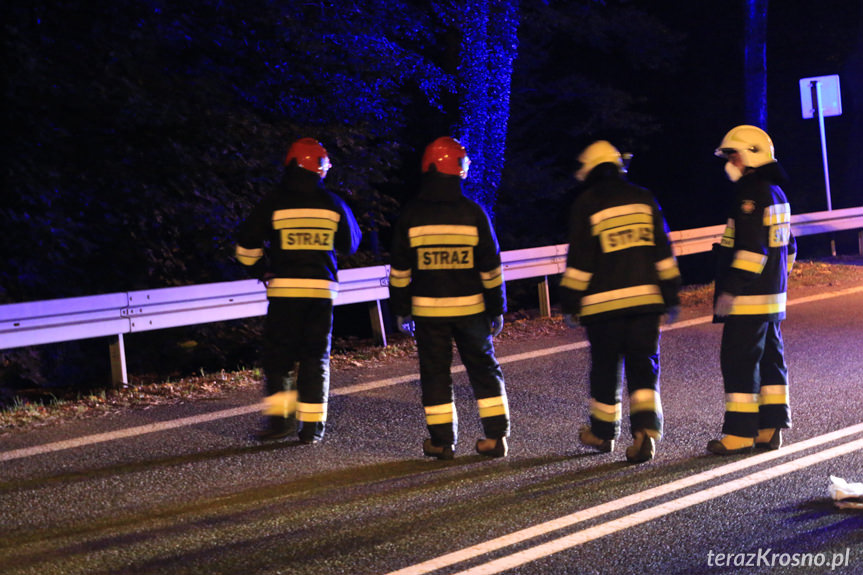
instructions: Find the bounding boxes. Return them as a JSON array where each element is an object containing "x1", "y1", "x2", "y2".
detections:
[
  {"x1": 262, "y1": 298, "x2": 332, "y2": 442},
  {"x1": 584, "y1": 313, "x2": 663, "y2": 441},
  {"x1": 720, "y1": 318, "x2": 791, "y2": 438},
  {"x1": 414, "y1": 314, "x2": 510, "y2": 448}
]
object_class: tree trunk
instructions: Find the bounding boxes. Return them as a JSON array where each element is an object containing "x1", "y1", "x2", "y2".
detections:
[
  {"x1": 841, "y1": 1, "x2": 863, "y2": 211},
  {"x1": 744, "y1": 0, "x2": 768, "y2": 129},
  {"x1": 457, "y1": 0, "x2": 520, "y2": 218}
]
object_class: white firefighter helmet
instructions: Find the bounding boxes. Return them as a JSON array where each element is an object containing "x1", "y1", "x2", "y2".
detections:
[
  {"x1": 714, "y1": 125, "x2": 776, "y2": 168},
  {"x1": 575, "y1": 140, "x2": 624, "y2": 181}
]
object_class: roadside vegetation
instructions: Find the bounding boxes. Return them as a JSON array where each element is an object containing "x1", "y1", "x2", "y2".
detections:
[{"x1": 2, "y1": 258, "x2": 861, "y2": 434}]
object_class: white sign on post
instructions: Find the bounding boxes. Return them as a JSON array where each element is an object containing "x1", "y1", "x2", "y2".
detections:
[
  {"x1": 800, "y1": 74, "x2": 842, "y2": 256},
  {"x1": 800, "y1": 74, "x2": 842, "y2": 118}
]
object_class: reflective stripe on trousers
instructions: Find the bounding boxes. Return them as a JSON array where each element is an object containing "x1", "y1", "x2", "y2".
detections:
[
  {"x1": 720, "y1": 319, "x2": 791, "y2": 437},
  {"x1": 415, "y1": 314, "x2": 509, "y2": 446}
]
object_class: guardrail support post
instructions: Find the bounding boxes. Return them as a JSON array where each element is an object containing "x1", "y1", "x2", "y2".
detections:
[
  {"x1": 109, "y1": 333, "x2": 128, "y2": 388},
  {"x1": 538, "y1": 276, "x2": 551, "y2": 318},
  {"x1": 369, "y1": 300, "x2": 387, "y2": 347}
]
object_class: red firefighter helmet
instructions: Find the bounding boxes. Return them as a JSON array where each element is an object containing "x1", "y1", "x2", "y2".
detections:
[
  {"x1": 422, "y1": 137, "x2": 470, "y2": 179},
  {"x1": 285, "y1": 137, "x2": 332, "y2": 178}
]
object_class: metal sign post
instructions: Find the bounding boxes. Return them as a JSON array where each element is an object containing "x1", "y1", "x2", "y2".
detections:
[{"x1": 800, "y1": 74, "x2": 842, "y2": 256}]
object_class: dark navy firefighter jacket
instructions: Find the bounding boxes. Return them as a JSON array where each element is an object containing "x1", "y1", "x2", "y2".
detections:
[
  {"x1": 560, "y1": 164, "x2": 681, "y2": 324},
  {"x1": 235, "y1": 166, "x2": 361, "y2": 299},
  {"x1": 388, "y1": 172, "x2": 506, "y2": 320}
]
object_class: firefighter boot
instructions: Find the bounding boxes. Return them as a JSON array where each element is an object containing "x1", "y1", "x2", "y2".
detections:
[
  {"x1": 298, "y1": 421, "x2": 324, "y2": 445},
  {"x1": 253, "y1": 416, "x2": 297, "y2": 441},
  {"x1": 579, "y1": 425, "x2": 614, "y2": 453},
  {"x1": 475, "y1": 437, "x2": 508, "y2": 458},
  {"x1": 625, "y1": 430, "x2": 657, "y2": 464},
  {"x1": 706, "y1": 434, "x2": 754, "y2": 455},
  {"x1": 423, "y1": 439, "x2": 455, "y2": 460},
  {"x1": 755, "y1": 428, "x2": 782, "y2": 450}
]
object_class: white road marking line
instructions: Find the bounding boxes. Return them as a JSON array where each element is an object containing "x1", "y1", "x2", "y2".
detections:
[
  {"x1": 785, "y1": 284, "x2": 863, "y2": 305},
  {"x1": 383, "y1": 422, "x2": 863, "y2": 575},
  {"x1": 449, "y1": 436, "x2": 863, "y2": 575},
  {"x1": 332, "y1": 374, "x2": 420, "y2": 395},
  {"x1": 2, "y1": 285, "x2": 860, "y2": 463},
  {"x1": 0, "y1": 405, "x2": 260, "y2": 462}
]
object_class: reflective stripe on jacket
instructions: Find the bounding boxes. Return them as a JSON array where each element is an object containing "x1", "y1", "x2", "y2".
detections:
[
  {"x1": 713, "y1": 163, "x2": 797, "y2": 322},
  {"x1": 234, "y1": 167, "x2": 361, "y2": 298},
  {"x1": 388, "y1": 173, "x2": 505, "y2": 319},
  {"x1": 560, "y1": 165, "x2": 680, "y2": 324}
]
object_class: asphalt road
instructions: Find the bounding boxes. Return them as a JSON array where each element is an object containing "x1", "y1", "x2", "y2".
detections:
[{"x1": 2, "y1": 286, "x2": 863, "y2": 575}]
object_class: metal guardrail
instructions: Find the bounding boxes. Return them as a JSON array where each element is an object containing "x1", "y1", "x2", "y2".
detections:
[
  {"x1": 0, "y1": 266, "x2": 392, "y2": 385},
  {"x1": 2, "y1": 206, "x2": 862, "y2": 385},
  {"x1": 669, "y1": 206, "x2": 863, "y2": 256}
]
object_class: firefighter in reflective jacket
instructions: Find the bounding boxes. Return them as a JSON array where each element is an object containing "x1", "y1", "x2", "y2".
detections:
[
  {"x1": 708, "y1": 125, "x2": 797, "y2": 455},
  {"x1": 388, "y1": 136, "x2": 510, "y2": 460},
  {"x1": 235, "y1": 138, "x2": 361, "y2": 443},
  {"x1": 561, "y1": 141, "x2": 681, "y2": 464}
]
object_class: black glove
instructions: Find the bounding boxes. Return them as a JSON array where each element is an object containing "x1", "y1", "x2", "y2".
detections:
[
  {"x1": 396, "y1": 315, "x2": 415, "y2": 337},
  {"x1": 490, "y1": 315, "x2": 504, "y2": 337}
]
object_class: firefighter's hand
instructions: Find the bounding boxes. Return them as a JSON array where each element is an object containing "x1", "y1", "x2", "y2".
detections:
[
  {"x1": 563, "y1": 313, "x2": 580, "y2": 328},
  {"x1": 490, "y1": 315, "x2": 504, "y2": 337},
  {"x1": 396, "y1": 315, "x2": 415, "y2": 337},
  {"x1": 664, "y1": 305, "x2": 680, "y2": 325},
  {"x1": 714, "y1": 292, "x2": 735, "y2": 317}
]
